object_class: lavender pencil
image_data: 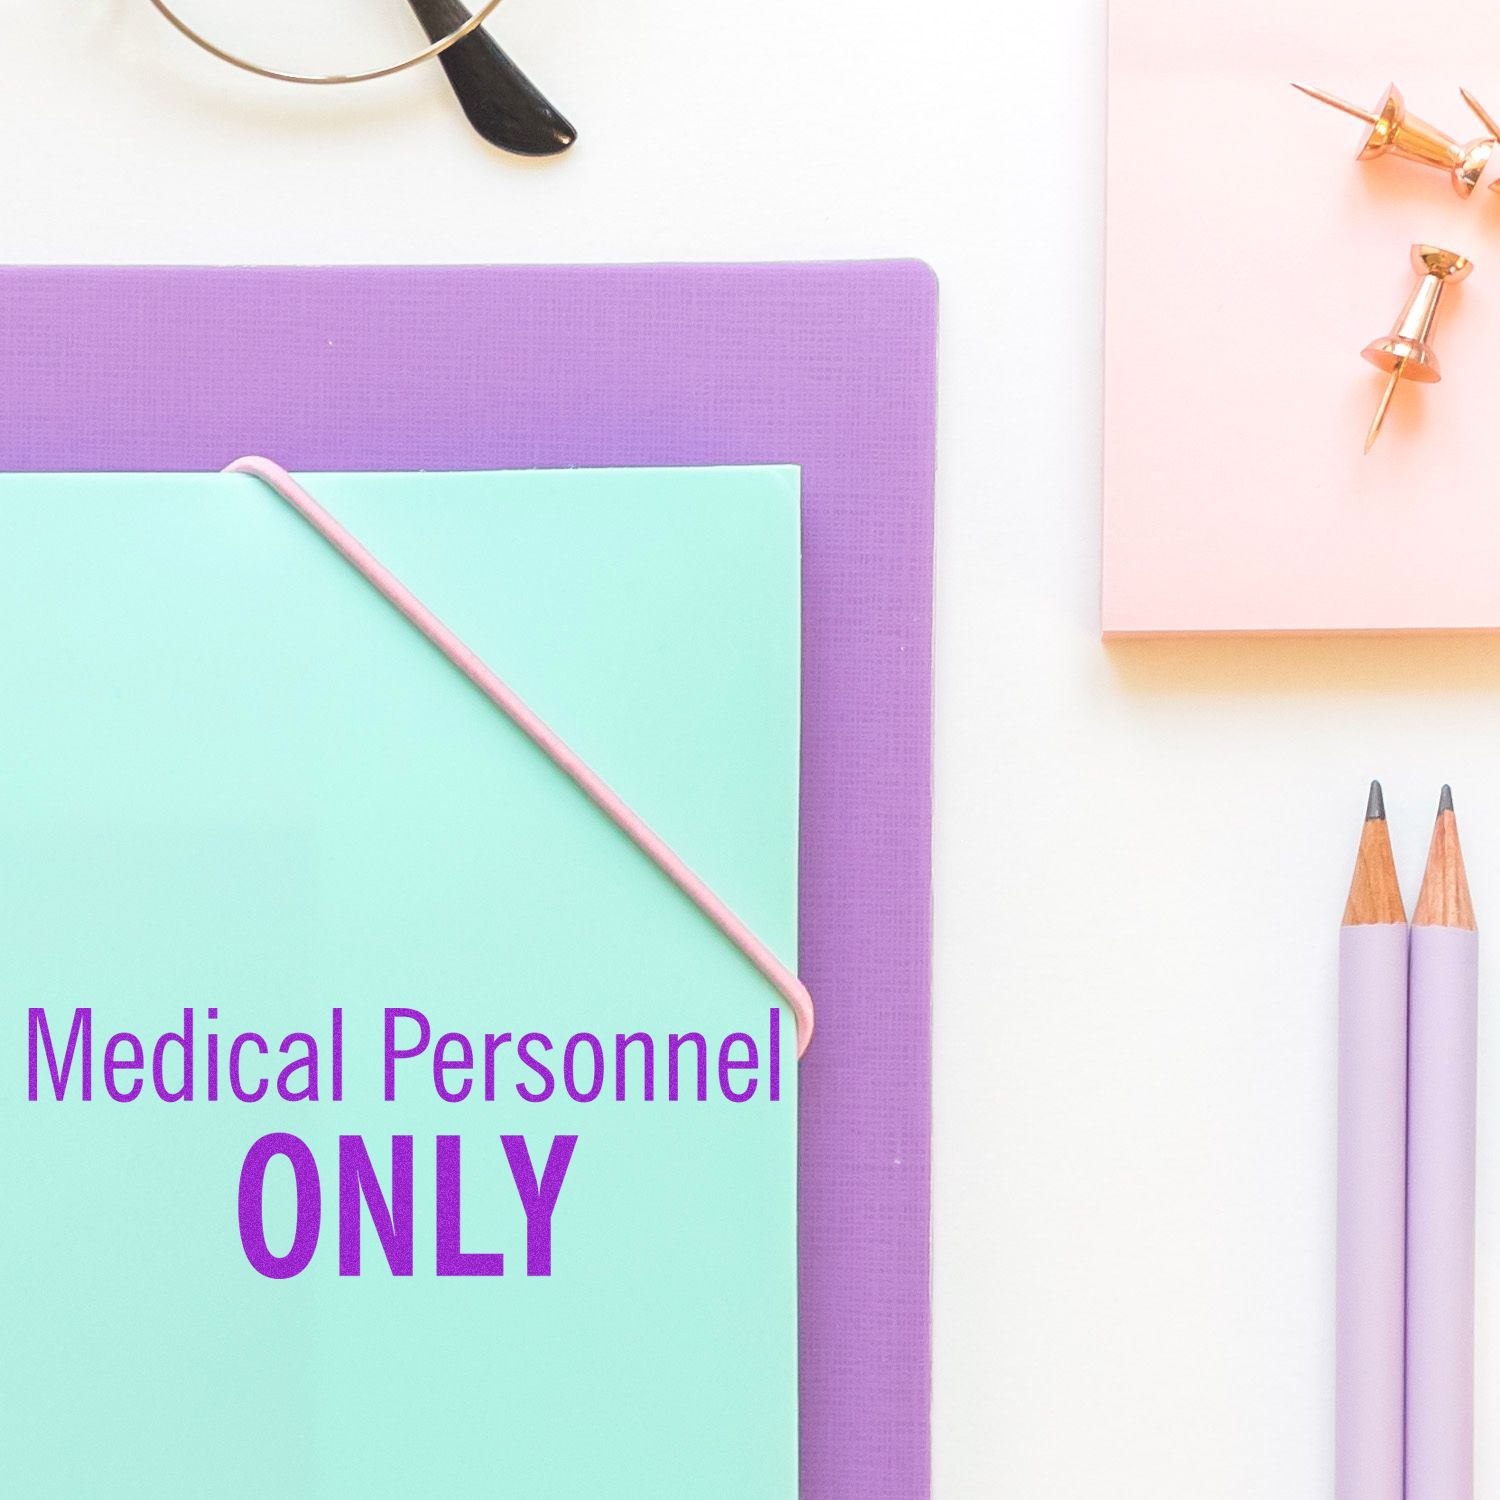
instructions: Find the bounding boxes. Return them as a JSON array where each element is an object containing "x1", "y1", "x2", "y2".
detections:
[
  {"x1": 1406, "y1": 786, "x2": 1479, "y2": 1500},
  {"x1": 1337, "y1": 781, "x2": 1408, "y2": 1500}
]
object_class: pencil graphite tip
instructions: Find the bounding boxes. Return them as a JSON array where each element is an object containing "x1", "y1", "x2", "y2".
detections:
[
  {"x1": 1366, "y1": 780, "x2": 1386, "y2": 821},
  {"x1": 1439, "y1": 784, "x2": 1455, "y2": 815}
]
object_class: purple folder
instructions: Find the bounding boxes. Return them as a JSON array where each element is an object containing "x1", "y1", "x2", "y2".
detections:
[{"x1": 0, "y1": 261, "x2": 936, "y2": 1499}]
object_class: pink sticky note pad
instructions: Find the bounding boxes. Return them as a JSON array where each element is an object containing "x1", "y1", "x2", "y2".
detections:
[{"x1": 1105, "y1": 0, "x2": 1500, "y2": 634}]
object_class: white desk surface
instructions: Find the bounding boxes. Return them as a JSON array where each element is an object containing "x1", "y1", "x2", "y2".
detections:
[{"x1": 9, "y1": 2, "x2": 1499, "y2": 1494}]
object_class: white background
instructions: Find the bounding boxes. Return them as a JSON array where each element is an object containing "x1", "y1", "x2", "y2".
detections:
[{"x1": 6, "y1": 2, "x2": 1500, "y2": 1495}]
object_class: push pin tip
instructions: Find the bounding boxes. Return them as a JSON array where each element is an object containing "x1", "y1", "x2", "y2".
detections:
[
  {"x1": 1461, "y1": 87, "x2": 1500, "y2": 140},
  {"x1": 1364, "y1": 361, "x2": 1405, "y2": 454},
  {"x1": 1292, "y1": 81, "x2": 1381, "y2": 126}
]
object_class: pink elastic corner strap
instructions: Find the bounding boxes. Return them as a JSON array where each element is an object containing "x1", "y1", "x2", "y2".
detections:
[{"x1": 225, "y1": 456, "x2": 814, "y2": 1058}]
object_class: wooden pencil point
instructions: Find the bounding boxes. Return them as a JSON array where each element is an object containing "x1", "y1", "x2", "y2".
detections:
[
  {"x1": 1344, "y1": 784, "x2": 1406, "y2": 925},
  {"x1": 1414, "y1": 788, "x2": 1475, "y2": 930}
]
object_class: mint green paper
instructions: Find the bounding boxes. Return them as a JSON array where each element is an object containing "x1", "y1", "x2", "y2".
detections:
[{"x1": 0, "y1": 467, "x2": 801, "y2": 1497}]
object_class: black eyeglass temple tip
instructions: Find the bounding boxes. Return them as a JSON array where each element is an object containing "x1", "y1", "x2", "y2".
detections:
[{"x1": 405, "y1": 0, "x2": 576, "y2": 157}]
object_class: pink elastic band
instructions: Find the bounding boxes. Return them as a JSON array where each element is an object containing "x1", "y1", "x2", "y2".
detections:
[{"x1": 225, "y1": 456, "x2": 814, "y2": 1058}]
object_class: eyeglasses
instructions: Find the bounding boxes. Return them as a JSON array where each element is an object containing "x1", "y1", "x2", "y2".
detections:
[{"x1": 147, "y1": 0, "x2": 575, "y2": 156}]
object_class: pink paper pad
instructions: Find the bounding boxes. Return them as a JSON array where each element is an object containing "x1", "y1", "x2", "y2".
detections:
[{"x1": 1105, "y1": 0, "x2": 1500, "y2": 634}]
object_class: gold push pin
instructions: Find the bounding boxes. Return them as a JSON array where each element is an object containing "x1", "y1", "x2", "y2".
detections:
[
  {"x1": 1362, "y1": 244, "x2": 1472, "y2": 454},
  {"x1": 1292, "y1": 82, "x2": 1494, "y2": 196}
]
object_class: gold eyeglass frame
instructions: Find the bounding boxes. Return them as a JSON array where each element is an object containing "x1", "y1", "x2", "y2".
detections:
[{"x1": 147, "y1": 0, "x2": 508, "y2": 86}]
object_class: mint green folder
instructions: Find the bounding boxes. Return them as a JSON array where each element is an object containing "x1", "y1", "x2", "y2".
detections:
[{"x1": 0, "y1": 467, "x2": 801, "y2": 1497}]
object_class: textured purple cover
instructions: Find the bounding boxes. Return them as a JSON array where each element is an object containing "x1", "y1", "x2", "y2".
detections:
[{"x1": 0, "y1": 261, "x2": 937, "y2": 1498}]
